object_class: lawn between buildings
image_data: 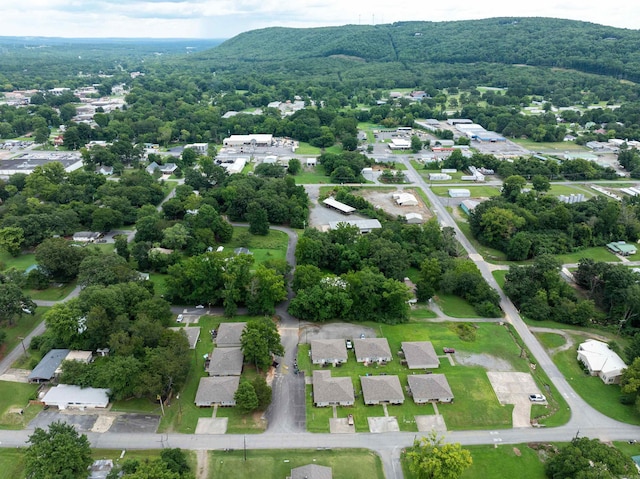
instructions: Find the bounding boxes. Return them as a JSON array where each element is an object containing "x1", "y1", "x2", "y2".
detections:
[
  {"x1": 299, "y1": 320, "x2": 564, "y2": 433},
  {"x1": 0, "y1": 380, "x2": 42, "y2": 430},
  {"x1": 208, "y1": 448, "x2": 384, "y2": 479}
]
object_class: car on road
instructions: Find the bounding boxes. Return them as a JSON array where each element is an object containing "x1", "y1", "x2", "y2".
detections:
[
  {"x1": 346, "y1": 339, "x2": 353, "y2": 349},
  {"x1": 195, "y1": 304, "x2": 205, "y2": 309},
  {"x1": 529, "y1": 394, "x2": 546, "y2": 402},
  {"x1": 176, "y1": 314, "x2": 184, "y2": 323},
  {"x1": 360, "y1": 333, "x2": 365, "y2": 339},
  {"x1": 443, "y1": 347, "x2": 455, "y2": 354}
]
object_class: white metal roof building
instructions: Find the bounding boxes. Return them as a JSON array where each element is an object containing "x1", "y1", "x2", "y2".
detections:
[
  {"x1": 222, "y1": 134, "x2": 273, "y2": 147},
  {"x1": 42, "y1": 385, "x2": 110, "y2": 410},
  {"x1": 393, "y1": 193, "x2": 418, "y2": 206},
  {"x1": 405, "y1": 213, "x2": 424, "y2": 224},
  {"x1": 323, "y1": 197, "x2": 356, "y2": 215},
  {"x1": 328, "y1": 219, "x2": 382, "y2": 234},
  {"x1": 577, "y1": 339, "x2": 627, "y2": 384}
]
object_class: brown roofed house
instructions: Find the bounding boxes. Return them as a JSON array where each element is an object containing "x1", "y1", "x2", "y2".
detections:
[
  {"x1": 206, "y1": 347, "x2": 244, "y2": 376},
  {"x1": 194, "y1": 376, "x2": 240, "y2": 407},
  {"x1": 408, "y1": 374, "x2": 454, "y2": 404},
  {"x1": 312, "y1": 370, "x2": 355, "y2": 407},
  {"x1": 360, "y1": 375, "x2": 404, "y2": 405},
  {"x1": 215, "y1": 322, "x2": 247, "y2": 348},
  {"x1": 354, "y1": 338, "x2": 392, "y2": 364},
  {"x1": 311, "y1": 339, "x2": 348, "y2": 365},
  {"x1": 402, "y1": 341, "x2": 439, "y2": 369}
]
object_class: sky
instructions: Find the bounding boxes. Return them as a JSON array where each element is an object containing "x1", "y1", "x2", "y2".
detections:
[{"x1": 2, "y1": 0, "x2": 639, "y2": 39}]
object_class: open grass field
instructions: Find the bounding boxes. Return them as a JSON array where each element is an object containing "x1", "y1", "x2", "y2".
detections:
[
  {"x1": 26, "y1": 281, "x2": 77, "y2": 301},
  {"x1": 149, "y1": 273, "x2": 169, "y2": 297},
  {"x1": 148, "y1": 315, "x2": 269, "y2": 434},
  {"x1": 492, "y1": 270, "x2": 508, "y2": 289},
  {"x1": 410, "y1": 305, "x2": 438, "y2": 320},
  {"x1": 430, "y1": 185, "x2": 502, "y2": 198},
  {"x1": 0, "y1": 380, "x2": 42, "y2": 430},
  {"x1": 301, "y1": 321, "x2": 546, "y2": 432},
  {"x1": 552, "y1": 337, "x2": 640, "y2": 425},
  {"x1": 293, "y1": 165, "x2": 330, "y2": 184},
  {"x1": 455, "y1": 220, "x2": 508, "y2": 263},
  {"x1": 554, "y1": 246, "x2": 620, "y2": 264},
  {"x1": 546, "y1": 184, "x2": 596, "y2": 198},
  {"x1": 223, "y1": 227, "x2": 288, "y2": 264},
  {"x1": 512, "y1": 139, "x2": 589, "y2": 152},
  {"x1": 0, "y1": 250, "x2": 36, "y2": 271},
  {"x1": 0, "y1": 449, "x2": 25, "y2": 479},
  {"x1": 534, "y1": 331, "x2": 568, "y2": 350},
  {"x1": 402, "y1": 442, "x2": 546, "y2": 479},
  {"x1": 208, "y1": 448, "x2": 384, "y2": 479},
  {"x1": 435, "y1": 293, "x2": 480, "y2": 318}
]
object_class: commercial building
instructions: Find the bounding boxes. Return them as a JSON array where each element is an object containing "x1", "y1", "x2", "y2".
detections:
[
  {"x1": 328, "y1": 219, "x2": 382, "y2": 234},
  {"x1": 323, "y1": 197, "x2": 356, "y2": 215},
  {"x1": 42, "y1": 385, "x2": 110, "y2": 410},
  {"x1": 222, "y1": 134, "x2": 273, "y2": 148}
]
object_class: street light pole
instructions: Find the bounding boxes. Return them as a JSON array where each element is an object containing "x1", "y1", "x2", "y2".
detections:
[{"x1": 17, "y1": 337, "x2": 26, "y2": 354}]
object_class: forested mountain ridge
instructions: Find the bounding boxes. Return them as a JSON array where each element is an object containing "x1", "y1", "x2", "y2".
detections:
[{"x1": 200, "y1": 17, "x2": 640, "y2": 82}]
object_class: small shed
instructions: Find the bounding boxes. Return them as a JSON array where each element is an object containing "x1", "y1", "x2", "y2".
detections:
[
  {"x1": 448, "y1": 189, "x2": 471, "y2": 198},
  {"x1": 405, "y1": 213, "x2": 424, "y2": 224}
]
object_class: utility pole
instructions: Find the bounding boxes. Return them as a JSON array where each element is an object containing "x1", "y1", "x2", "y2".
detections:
[
  {"x1": 243, "y1": 435, "x2": 247, "y2": 461},
  {"x1": 158, "y1": 395, "x2": 165, "y2": 416},
  {"x1": 17, "y1": 337, "x2": 26, "y2": 354}
]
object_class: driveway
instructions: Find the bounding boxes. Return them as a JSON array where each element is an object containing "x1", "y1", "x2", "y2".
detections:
[{"x1": 487, "y1": 372, "x2": 542, "y2": 428}]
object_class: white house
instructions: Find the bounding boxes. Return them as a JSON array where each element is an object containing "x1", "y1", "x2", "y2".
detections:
[
  {"x1": 42, "y1": 385, "x2": 110, "y2": 410},
  {"x1": 577, "y1": 339, "x2": 627, "y2": 384}
]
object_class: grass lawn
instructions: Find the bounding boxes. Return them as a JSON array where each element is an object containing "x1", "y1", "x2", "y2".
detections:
[
  {"x1": 0, "y1": 307, "x2": 48, "y2": 361},
  {"x1": 223, "y1": 227, "x2": 288, "y2": 265},
  {"x1": 410, "y1": 305, "x2": 438, "y2": 320},
  {"x1": 295, "y1": 143, "x2": 322, "y2": 155},
  {"x1": 402, "y1": 442, "x2": 546, "y2": 479},
  {"x1": 26, "y1": 281, "x2": 77, "y2": 301},
  {"x1": 152, "y1": 315, "x2": 269, "y2": 434},
  {"x1": 512, "y1": 139, "x2": 589, "y2": 152},
  {"x1": 553, "y1": 247, "x2": 620, "y2": 264},
  {"x1": 534, "y1": 332, "x2": 568, "y2": 350},
  {"x1": 546, "y1": 184, "x2": 595, "y2": 198},
  {"x1": 301, "y1": 321, "x2": 537, "y2": 432},
  {"x1": 430, "y1": 185, "x2": 502, "y2": 198},
  {"x1": 209, "y1": 448, "x2": 384, "y2": 479},
  {"x1": 149, "y1": 273, "x2": 169, "y2": 297},
  {"x1": 413, "y1": 188, "x2": 432, "y2": 208},
  {"x1": 492, "y1": 270, "x2": 508, "y2": 289},
  {"x1": 455, "y1": 220, "x2": 507, "y2": 263},
  {"x1": 435, "y1": 293, "x2": 480, "y2": 318},
  {"x1": 553, "y1": 340, "x2": 640, "y2": 425},
  {"x1": 293, "y1": 165, "x2": 330, "y2": 184},
  {"x1": 0, "y1": 380, "x2": 42, "y2": 429},
  {"x1": 0, "y1": 251, "x2": 36, "y2": 271},
  {"x1": 0, "y1": 449, "x2": 26, "y2": 479}
]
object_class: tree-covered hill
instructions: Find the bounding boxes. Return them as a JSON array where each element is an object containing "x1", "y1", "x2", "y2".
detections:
[{"x1": 199, "y1": 17, "x2": 640, "y2": 82}]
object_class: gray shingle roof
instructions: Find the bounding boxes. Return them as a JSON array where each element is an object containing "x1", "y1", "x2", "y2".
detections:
[
  {"x1": 354, "y1": 338, "x2": 392, "y2": 362},
  {"x1": 311, "y1": 340, "x2": 347, "y2": 363},
  {"x1": 407, "y1": 374, "x2": 453, "y2": 401},
  {"x1": 312, "y1": 370, "x2": 354, "y2": 404},
  {"x1": 215, "y1": 322, "x2": 247, "y2": 347},
  {"x1": 28, "y1": 349, "x2": 70, "y2": 382},
  {"x1": 360, "y1": 375, "x2": 404, "y2": 403},
  {"x1": 207, "y1": 347, "x2": 244, "y2": 376},
  {"x1": 194, "y1": 376, "x2": 240, "y2": 406},
  {"x1": 402, "y1": 341, "x2": 439, "y2": 369},
  {"x1": 290, "y1": 464, "x2": 333, "y2": 479}
]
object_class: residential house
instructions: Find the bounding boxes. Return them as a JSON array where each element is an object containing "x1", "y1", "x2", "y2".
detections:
[
  {"x1": 28, "y1": 349, "x2": 70, "y2": 383},
  {"x1": 402, "y1": 342, "x2": 439, "y2": 369},
  {"x1": 194, "y1": 376, "x2": 240, "y2": 407},
  {"x1": 97, "y1": 166, "x2": 113, "y2": 175},
  {"x1": 310, "y1": 340, "x2": 348, "y2": 366},
  {"x1": 577, "y1": 339, "x2": 627, "y2": 384},
  {"x1": 88, "y1": 460, "x2": 114, "y2": 479},
  {"x1": 288, "y1": 464, "x2": 333, "y2": 479},
  {"x1": 360, "y1": 375, "x2": 404, "y2": 405},
  {"x1": 72, "y1": 231, "x2": 102, "y2": 242},
  {"x1": 407, "y1": 374, "x2": 454, "y2": 403},
  {"x1": 42, "y1": 384, "x2": 110, "y2": 410},
  {"x1": 215, "y1": 322, "x2": 247, "y2": 348},
  {"x1": 206, "y1": 347, "x2": 244, "y2": 376},
  {"x1": 354, "y1": 338, "x2": 392, "y2": 364},
  {"x1": 312, "y1": 370, "x2": 355, "y2": 407}
]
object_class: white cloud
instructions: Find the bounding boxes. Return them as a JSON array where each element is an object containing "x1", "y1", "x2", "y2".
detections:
[{"x1": 1, "y1": 0, "x2": 639, "y2": 38}]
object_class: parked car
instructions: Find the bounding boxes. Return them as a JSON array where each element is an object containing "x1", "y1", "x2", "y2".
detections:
[
  {"x1": 348, "y1": 414, "x2": 354, "y2": 426},
  {"x1": 346, "y1": 339, "x2": 353, "y2": 349},
  {"x1": 529, "y1": 394, "x2": 546, "y2": 402},
  {"x1": 360, "y1": 333, "x2": 365, "y2": 339},
  {"x1": 443, "y1": 347, "x2": 455, "y2": 354},
  {"x1": 195, "y1": 304, "x2": 205, "y2": 309},
  {"x1": 176, "y1": 314, "x2": 184, "y2": 323}
]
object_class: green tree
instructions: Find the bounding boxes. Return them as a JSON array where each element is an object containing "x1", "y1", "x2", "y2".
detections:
[
  {"x1": 411, "y1": 135, "x2": 423, "y2": 153},
  {"x1": 78, "y1": 253, "x2": 137, "y2": 287},
  {"x1": 545, "y1": 437, "x2": 635, "y2": 479},
  {"x1": 0, "y1": 226, "x2": 24, "y2": 256},
  {"x1": 247, "y1": 205, "x2": 269, "y2": 235},
  {"x1": 36, "y1": 237, "x2": 88, "y2": 281},
  {"x1": 0, "y1": 282, "x2": 35, "y2": 325},
  {"x1": 287, "y1": 158, "x2": 301, "y2": 175},
  {"x1": 114, "y1": 234, "x2": 130, "y2": 261},
  {"x1": 241, "y1": 317, "x2": 284, "y2": 371},
  {"x1": 252, "y1": 376, "x2": 273, "y2": 410},
  {"x1": 44, "y1": 300, "x2": 84, "y2": 347},
  {"x1": 234, "y1": 380, "x2": 259, "y2": 414},
  {"x1": 25, "y1": 421, "x2": 92, "y2": 479},
  {"x1": 501, "y1": 175, "x2": 527, "y2": 201},
  {"x1": 531, "y1": 174, "x2": 550, "y2": 193},
  {"x1": 161, "y1": 223, "x2": 191, "y2": 250},
  {"x1": 406, "y1": 432, "x2": 472, "y2": 479},
  {"x1": 247, "y1": 264, "x2": 287, "y2": 315}
]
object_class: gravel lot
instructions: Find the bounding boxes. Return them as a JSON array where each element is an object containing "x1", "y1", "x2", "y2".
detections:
[{"x1": 299, "y1": 322, "x2": 378, "y2": 344}]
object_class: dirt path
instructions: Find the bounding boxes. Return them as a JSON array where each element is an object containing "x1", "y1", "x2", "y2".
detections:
[{"x1": 196, "y1": 449, "x2": 209, "y2": 479}]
